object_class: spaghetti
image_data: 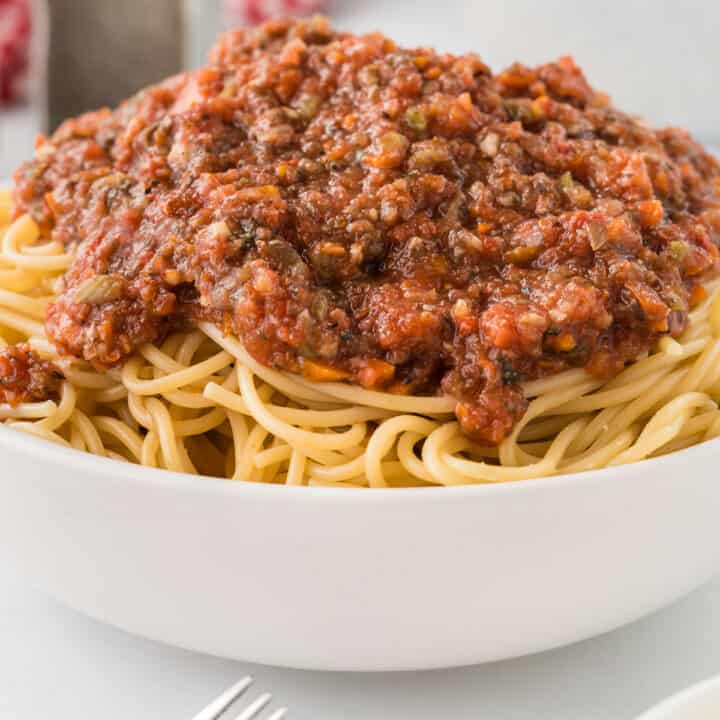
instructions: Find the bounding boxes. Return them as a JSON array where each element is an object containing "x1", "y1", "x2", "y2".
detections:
[
  {"x1": 2, "y1": 192, "x2": 720, "y2": 488},
  {"x1": 3, "y1": 19, "x2": 720, "y2": 486}
]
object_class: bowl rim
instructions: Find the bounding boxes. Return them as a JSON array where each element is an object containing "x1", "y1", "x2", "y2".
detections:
[
  {"x1": 1, "y1": 421, "x2": 718, "y2": 500},
  {"x1": 637, "y1": 673, "x2": 720, "y2": 719}
]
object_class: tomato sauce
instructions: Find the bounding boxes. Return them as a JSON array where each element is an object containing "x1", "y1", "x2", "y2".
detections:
[
  {"x1": 0, "y1": 344, "x2": 63, "y2": 405},
  {"x1": 10, "y1": 17, "x2": 720, "y2": 442}
]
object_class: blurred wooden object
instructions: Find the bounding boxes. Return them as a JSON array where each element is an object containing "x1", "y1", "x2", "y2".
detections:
[{"x1": 47, "y1": 0, "x2": 182, "y2": 130}]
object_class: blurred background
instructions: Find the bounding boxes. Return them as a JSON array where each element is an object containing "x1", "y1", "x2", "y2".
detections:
[{"x1": 1, "y1": 0, "x2": 718, "y2": 178}]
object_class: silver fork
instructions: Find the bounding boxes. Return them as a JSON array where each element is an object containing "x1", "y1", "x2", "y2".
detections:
[{"x1": 191, "y1": 676, "x2": 288, "y2": 720}]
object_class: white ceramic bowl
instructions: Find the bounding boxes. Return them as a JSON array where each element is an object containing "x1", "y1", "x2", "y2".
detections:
[
  {"x1": 637, "y1": 675, "x2": 720, "y2": 719},
  {"x1": 1, "y1": 425, "x2": 719, "y2": 671}
]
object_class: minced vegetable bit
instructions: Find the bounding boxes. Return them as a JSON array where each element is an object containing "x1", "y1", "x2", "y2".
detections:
[{"x1": 10, "y1": 17, "x2": 720, "y2": 442}]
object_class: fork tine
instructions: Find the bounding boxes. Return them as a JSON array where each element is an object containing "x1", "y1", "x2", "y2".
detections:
[
  {"x1": 191, "y1": 677, "x2": 254, "y2": 720},
  {"x1": 233, "y1": 692, "x2": 273, "y2": 720},
  {"x1": 266, "y1": 708, "x2": 288, "y2": 720}
]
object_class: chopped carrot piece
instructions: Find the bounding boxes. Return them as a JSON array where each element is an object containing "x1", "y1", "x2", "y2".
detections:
[
  {"x1": 358, "y1": 358, "x2": 396, "y2": 388},
  {"x1": 302, "y1": 360, "x2": 350, "y2": 382},
  {"x1": 689, "y1": 284, "x2": 708, "y2": 308}
]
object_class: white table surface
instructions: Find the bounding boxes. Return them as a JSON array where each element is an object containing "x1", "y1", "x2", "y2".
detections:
[{"x1": 2, "y1": 564, "x2": 719, "y2": 720}]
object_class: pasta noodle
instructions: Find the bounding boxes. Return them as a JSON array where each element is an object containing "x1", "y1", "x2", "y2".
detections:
[{"x1": 1, "y1": 191, "x2": 719, "y2": 488}]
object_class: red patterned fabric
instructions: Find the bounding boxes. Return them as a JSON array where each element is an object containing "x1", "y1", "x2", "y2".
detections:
[
  {"x1": 0, "y1": 0, "x2": 31, "y2": 105},
  {"x1": 224, "y1": 0, "x2": 328, "y2": 26}
]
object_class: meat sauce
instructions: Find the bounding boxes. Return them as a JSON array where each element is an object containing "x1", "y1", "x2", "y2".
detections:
[
  {"x1": 0, "y1": 344, "x2": 63, "y2": 405},
  {"x1": 9, "y1": 17, "x2": 720, "y2": 442}
]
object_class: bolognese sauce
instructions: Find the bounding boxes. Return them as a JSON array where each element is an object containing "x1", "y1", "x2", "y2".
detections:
[
  {"x1": 0, "y1": 344, "x2": 63, "y2": 405},
  {"x1": 9, "y1": 17, "x2": 720, "y2": 442}
]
